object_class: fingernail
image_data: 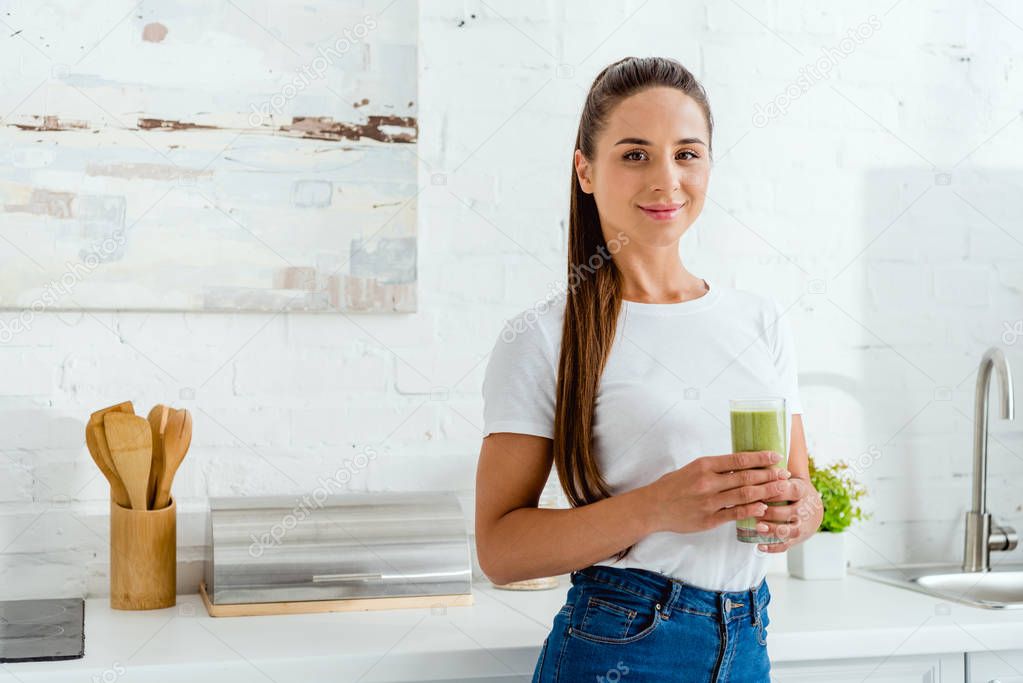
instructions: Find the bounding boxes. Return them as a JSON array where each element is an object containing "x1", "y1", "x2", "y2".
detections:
[
  {"x1": 757, "y1": 545, "x2": 767, "y2": 551},
  {"x1": 779, "y1": 470, "x2": 791, "y2": 479},
  {"x1": 770, "y1": 452, "x2": 781, "y2": 462},
  {"x1": 756, "y1": 523, "x2": 769, "y2": 533}
]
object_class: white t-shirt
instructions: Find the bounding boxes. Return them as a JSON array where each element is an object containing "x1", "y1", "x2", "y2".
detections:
[{"x1": 480, "y1": 277, "x2": 805, "y2": 591}]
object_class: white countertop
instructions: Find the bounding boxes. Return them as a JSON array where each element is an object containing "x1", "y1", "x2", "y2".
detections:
[{"x1": 5, "y1": 572, "x2": 1023, "y2": 682}]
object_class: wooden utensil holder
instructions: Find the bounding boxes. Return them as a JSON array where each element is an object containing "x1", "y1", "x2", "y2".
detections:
[{"x1": 110, "y1": 497, "x2": 176, "y2": 610}]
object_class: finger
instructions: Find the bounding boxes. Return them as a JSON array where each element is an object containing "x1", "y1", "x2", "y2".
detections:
[
  {"x1": 775, "y1": 478, "x2": 807, "y2": 500},
  {"x1": 711, "y1": 501, "x2": 768, "y2": 526},
  {"x1": 758, "y1": 503, "x2": 800, "y2": 523},
  {"x1": 755, "y1": 520, "x2": 802, "y2": 542},
  {"x1": 716, "y1": 467, "x2": 790, "y2": 493},
  {"x1": 708, "y1": 450, "x2": 782, "y2": 473},
  {"x1": 765, "y1": 474, "x2": 802, "y2": 501},
  {"x1": 757, "y1": 540, "x2": 793, "y2": 553},
  {"x1": 762, "y1": 477, "x2": 810, "y2": 503},
  {"x1": 717, "y1": 480, "x2": 789, "y2": 508},
  {"x1": 763, "y1": 486, "x2": 819, "y2": 512},
  {"x1": 760, "y1": 493, "x2": 794, "y2": 504}
]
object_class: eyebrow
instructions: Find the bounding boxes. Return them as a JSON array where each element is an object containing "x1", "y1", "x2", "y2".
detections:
[{"x1": 614, "y1": 136, "x2": 707, "y2": 147}]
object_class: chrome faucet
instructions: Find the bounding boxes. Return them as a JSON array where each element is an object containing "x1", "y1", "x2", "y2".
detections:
[{"x1": 963, "y1": 346, "x2": 1018, "y2": 573}]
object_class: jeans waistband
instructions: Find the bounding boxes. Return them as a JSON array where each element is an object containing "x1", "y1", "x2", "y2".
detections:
[{"x1": 571, "y1": 565, "x2": 770, "y2": 625}]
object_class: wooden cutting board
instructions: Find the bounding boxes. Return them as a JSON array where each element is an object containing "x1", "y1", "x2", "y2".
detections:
[{"x1": 198, "y1": 581, "x2": 473, "y2": 617}]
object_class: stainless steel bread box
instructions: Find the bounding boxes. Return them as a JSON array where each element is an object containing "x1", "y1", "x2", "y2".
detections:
[{"x1": 202, "y1": 491, "x2": 473, "y2": 615}]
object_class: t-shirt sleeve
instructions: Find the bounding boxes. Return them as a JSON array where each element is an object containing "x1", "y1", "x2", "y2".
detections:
[
  {"x1": 481, "y1": 318, "x2": 557, "y2": 439},
  {"x1": 768, "y1": 298, "x2": 804, "y2": 415}
]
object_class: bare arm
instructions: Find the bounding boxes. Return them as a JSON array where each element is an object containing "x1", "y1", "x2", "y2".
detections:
[
  {"x1": 474, "y1": 432, "x2": 658, "y2": 585},
  {"x1": 475, "y1": 432, "x2": 789, "y2": 585},
  {"x1": 786, "y1": 414, "x2": 809, "y2": 479}
]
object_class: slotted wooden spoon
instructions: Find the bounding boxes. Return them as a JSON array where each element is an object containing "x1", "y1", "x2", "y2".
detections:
[
  {"x1": 153, "y1": 408, "x2": 191, "y2": 510},
  {"x1": 146, "y1": 404, "x2": 169, "y2": 510}
]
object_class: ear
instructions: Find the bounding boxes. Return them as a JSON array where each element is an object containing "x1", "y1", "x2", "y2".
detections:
[{"x1": 574, "y1": 149, "x2": 593, "y2": 194}]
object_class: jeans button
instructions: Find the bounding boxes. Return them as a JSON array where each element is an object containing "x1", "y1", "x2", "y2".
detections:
[{"x1": 724, "y1": 598, "x2": 732, "y2": 612}]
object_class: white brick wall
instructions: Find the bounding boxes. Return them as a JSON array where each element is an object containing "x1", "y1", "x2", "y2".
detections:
[{"x1": 3, "y1": 0, "x2": 1023, "y2": 599}]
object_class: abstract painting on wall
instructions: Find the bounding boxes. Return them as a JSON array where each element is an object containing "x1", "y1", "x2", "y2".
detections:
[{"x1": 0, "y1": 0, "x2": 417, "y2": 313}]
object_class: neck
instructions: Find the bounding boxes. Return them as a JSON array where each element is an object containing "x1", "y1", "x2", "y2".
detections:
[{"x1": 612, "y1": 247, "x2": 705, "y2": 304}]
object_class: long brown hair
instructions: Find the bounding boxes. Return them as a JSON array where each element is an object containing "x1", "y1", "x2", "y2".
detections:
[{"x1": 553, "y1": 56, "x2": 714, "y2": 562}]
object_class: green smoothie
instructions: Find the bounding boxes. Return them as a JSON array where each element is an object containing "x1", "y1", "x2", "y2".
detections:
[{"x1": 729, "y1": 400, "x2": 787, "y2": 543}]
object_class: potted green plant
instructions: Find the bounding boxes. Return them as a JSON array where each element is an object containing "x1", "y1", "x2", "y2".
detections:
[{"x1": 787, "y1": 452, "x2": 869, "y2": 580}]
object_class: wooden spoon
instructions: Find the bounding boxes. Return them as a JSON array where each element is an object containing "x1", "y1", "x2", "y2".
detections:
[
  {"x1": 153, "y1": 409, "x2": 190, "y2": 510},
  {"x1": 146, "y1": 405, "x2": 169, "y2": 509},
  {"x1": 103, "y1": 412, "x2": 152, "y2": 511},
  {"x1": 86, "y1": 401, "x2": 134, "y2": 508}
]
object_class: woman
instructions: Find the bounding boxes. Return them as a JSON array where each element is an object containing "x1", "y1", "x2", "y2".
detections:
[{"x1": 475, "y1": 56, "x2": 822, "y2": 682}]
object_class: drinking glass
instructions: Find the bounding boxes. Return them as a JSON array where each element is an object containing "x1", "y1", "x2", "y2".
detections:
[{"x1": 729, "y1": 397, "x2": 787, "y2": 543}]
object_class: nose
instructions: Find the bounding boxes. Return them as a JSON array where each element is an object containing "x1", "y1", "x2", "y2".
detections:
[{"x1": 648, "y1": 154, "x2": 683, "y2": 194}]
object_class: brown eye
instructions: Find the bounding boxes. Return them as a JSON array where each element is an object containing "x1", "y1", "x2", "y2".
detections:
[{"x1": 624, "y1": 149, "x2": 698, "y2": 161}]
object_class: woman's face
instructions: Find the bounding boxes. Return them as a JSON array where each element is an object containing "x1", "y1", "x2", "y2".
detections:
[{"x1": 575, "y1": 86, "x2": 712, "y2": 249}]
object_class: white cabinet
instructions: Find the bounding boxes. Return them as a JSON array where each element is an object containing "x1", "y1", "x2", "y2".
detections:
[
  {"x1": 966, "y1": 650, "x2": 1023, "y2": 682},
  {"x1": 773, "y1": 653, "x2": 965, "y2": 682}
]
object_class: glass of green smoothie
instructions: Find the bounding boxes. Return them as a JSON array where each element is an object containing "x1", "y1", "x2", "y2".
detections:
[{"x1": 729, "y1": 397, "x2": 787, "y2": 543}]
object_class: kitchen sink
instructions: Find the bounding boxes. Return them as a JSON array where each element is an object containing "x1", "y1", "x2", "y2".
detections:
[
  {"x1": 850, "y1": 562, "x2": 1023, "y2": 610},
  {"x1": 850, "y1": 348, "x2": 1022, "y2": 611}
]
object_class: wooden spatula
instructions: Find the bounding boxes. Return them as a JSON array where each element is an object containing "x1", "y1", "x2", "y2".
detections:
[
  {"x1": 86, "y1": 401, "x2": 134, "y2": 508},
  {"x1": 153, "y1": 408, "x2": 190, "y2": 510},
  {"x1": 103, "y1": 412, "x2": 153, "y2": 511},
  {"x1": 85, "y1": 424, "x2": 130, "y2": 509},
  {"x1": 146, "y1": 405, "x2": 169, "y2": 510}
]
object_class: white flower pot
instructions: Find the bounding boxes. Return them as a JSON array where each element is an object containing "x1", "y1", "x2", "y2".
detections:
[{"x1": 787, "y1": 530, "x2": 847, "y2": 580}]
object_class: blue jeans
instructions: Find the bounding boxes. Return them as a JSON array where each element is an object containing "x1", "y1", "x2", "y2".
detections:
[{"x1": 531, "y1": 565, "x2": 773, "y2": 682}]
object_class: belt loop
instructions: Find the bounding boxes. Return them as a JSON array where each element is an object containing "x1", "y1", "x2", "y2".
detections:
[
  {"x1": 664, "y1": 579, "x2": 680, "y2": 617},
  {"x1": 749, "y1": 587, "x2": 758, "y2": 625}
]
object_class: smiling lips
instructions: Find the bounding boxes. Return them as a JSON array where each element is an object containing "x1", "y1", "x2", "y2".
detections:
[{"x1": 638, "y1": 202, "x2": 684, "y2": 221}]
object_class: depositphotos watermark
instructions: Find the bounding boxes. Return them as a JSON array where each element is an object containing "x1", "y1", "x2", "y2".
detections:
[
  {"x1": 847, "y1": 445, "x2": 882, "y2": 476},
  {"x1": 1002, "y1": 319, "x2": 1023, "y2": 345},
  {"x1": 500, "y1": 231, "x2": 630, "y2": 343},
  {"x1": 0, "y1": 229, "x2": 126, "y2": 344},
  {"x1": 752, "y1": 14, "x2": 882, "y2": 128},
  {"x1": 247, "y1": 446, "x2": 378, "y2": 558},
  {"x1": 248, "y1": 15, "x2": 378, "y2": 127},
  {"x1": 597, "y1": 659, "x2": 630, "y2": 682},
  {"x1": 90, "y1": 662, "x2": 126, "y2": 683}
]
